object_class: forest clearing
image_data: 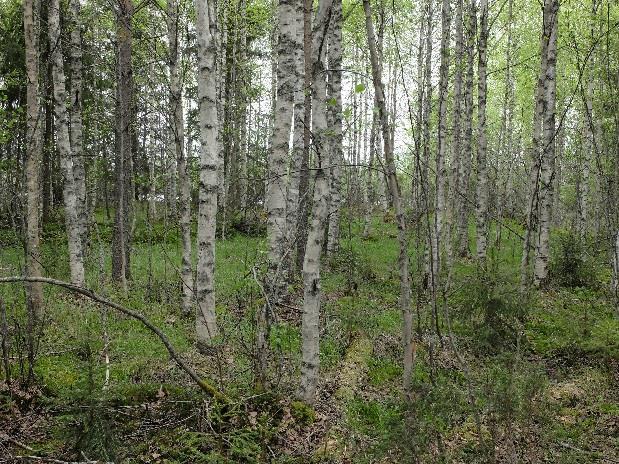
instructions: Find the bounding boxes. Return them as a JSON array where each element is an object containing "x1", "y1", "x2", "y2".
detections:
[{"x1": 0, "y1": 0, "x2": 618, "y2": 462}]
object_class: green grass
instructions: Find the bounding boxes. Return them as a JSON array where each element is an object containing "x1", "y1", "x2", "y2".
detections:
[{"x1": 1, "y1": 209, "x2": 617, "y2": 462}]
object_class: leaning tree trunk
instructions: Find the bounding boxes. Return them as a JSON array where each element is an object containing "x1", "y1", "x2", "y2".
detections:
[
  {"x1": 326, "y1": 0, "x2": 343, "y2": 256},
  {"x1": 533, "y1": 0, "x2": 559, "y2": 286},
  {"x1": 168, "y1": 0, "x2": 193, "y2": 316},
  {"x1": 195, "y1": 0, "x2": 220, "y2": 346},
  {"x1": 49, "y1": 0, "x2": 85, "y2": 287},
  {"x1": 299, "y1": 0, "x2": 334, "y2": 404},
  {"x1": 475, "y1": 0, "x2": 489, "y2": 263},
  {"x1": 363, "y1": 0, "x2": 414, "y2": 391},
  {"x1": 69, "y1": 0, "x2": 87, "y2": 252}
]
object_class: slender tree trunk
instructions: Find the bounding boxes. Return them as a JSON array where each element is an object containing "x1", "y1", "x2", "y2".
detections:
[
  {"x1": 267, "y1": 0, "x2": 297, "y2": 299},
  {"x1": 433, "y1": 0, "x2": 451, "y2": 280},
  {"x1": 195, "y1": 0, "x2": 220, "y2": 346},
  {"x1": 168, "y1": 0, "x2": 193, "y2": 316},
  {"x1": 112, "y1": 0, "x2": 134, "y2": 289},
  {"x1": 520, "y1": 13, "x2": 549, "y2": 292},
  {"x1": 422, "y1": 0, "x2": 434, "y2": 218},
  {"x1": 299, "y1": 0, "x2": 333, "y2": 403},
  {"x1": 457, "y1": 0, "x2": 476, "y2": 257},
  {"x1": 326, "y1": 0, "x2": 343, "y2": 256},
  {"x1": 23, "y1": 0, "x2": 44, "y2": 364},
  {"x1": 295, "y1": 0, "x2": 313, "y2": 274},
  {"x1": 475, "y1": 0, "x2": 489, "y2": 262},
  {"x1": 533, "y1": 0, "x2": 559, "y2": 286},
  {"x1": 285, "y1": 0, "x2": 305, "y2": 270},
  {"x1": 447, "y1": 0, "x2": 464, "y2": 266},
  {"x1": 69, "y1": 0, "x2": 87, "y2": 252},
  {"x1": 363, "y1": 0, "x2": 413, "y2": 391},
  {"x1": 50, "y1": 0, "x2": 85, "y2": 287}
]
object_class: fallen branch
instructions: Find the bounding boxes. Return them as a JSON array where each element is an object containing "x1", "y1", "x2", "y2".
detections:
[
  {"x1": 0, "y1": 276, "x2": 229, "y2": 403},
  {"x1": 16, "y1": 456, "x2": 111, "y2": 464}
]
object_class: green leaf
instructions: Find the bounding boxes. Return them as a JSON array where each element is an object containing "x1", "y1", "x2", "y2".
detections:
[{"x1": 354, "y1": 83, "x2": 366, "y2": 93}]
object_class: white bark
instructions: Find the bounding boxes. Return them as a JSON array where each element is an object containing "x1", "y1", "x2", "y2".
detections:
[
  {"x1": 457, "y1": 0, "x2": 476, "y2": 257},
  {"x1": 326, "y1": 0, "x2": 343, "y2": 256},
  {"x1": 433, "y1": 0, "x2": 451, "y2": 279},
  {"x1": 195, "y1": 0, "x2": 219, "y2": 345},
  {"x1": 69, "y1": 0, "x2": 87, "y2": 252},
  {"x1": 285, "y1": 0, "x2": 305, "y2": 257},
  {"x1": 168, "y1": 0, "x2": 193, "y2": 316},
  {"x1": 533, "y1": 0, "x2": 559, "y2": 286},
  {"x1": 50, "y1": 0, "x2": 85, "y2": 287},
  {"x1": 299, "y1": 0, "x2": 333, "y2": 403},
  {"x1": 475, "y1": 0, "x2": 489, "y2": 262},
  {"x1": 268, "y1": 0, "x2": 297, "y2": 295}
]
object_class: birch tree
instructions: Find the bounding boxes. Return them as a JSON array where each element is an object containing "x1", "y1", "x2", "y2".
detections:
[
  {"x1": 50, "y1": 0, "x2": 85, "y2": 287},
  {"x1": 267, "y1": 0, "x2": 297, "y2": 296},
  {"x1": 168, "y1": 0, "x2": 193, "y2": 315},
  {"x1": 433, "y1": 0, "x2": 451, "y2": 280},
  {"x1": 475, "y1": 0, "x2": 489, "y2": 262},
  {"x1": 363, "y1": 0, "x2": 414, "y2": 391},
  {"x1": 69, "y1": 0, "x2": 87, "y2": 251},
  {"x1": 533, "y1": 0, "x2": 559, "y2": 286},
  {"x1": 326, "y1": 0, "x2": 343, "y2": 256},
  {"x1": 195, "y1": 0, "x2": 220, "y2": 346},
  {"x1": 112, "y1": 0, "x2": 134, "y2": 289},
  {"x1": 299, "y1": 0, "x2": 333, "y2": 403},
  {"x1": 457, "y1": 0, "x2": 476, "y2": 257}
]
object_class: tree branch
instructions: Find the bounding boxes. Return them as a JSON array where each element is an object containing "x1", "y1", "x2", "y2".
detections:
[{"x1": 0, "y1": 276, "x2": 228, "y2": 403}]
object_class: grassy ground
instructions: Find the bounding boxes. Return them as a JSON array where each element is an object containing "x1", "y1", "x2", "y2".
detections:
[{"x1": 0, "y1": 209, "x2": 618, "y2": 463}]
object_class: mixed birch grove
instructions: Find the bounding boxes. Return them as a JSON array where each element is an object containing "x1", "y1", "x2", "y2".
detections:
[{"x1": 0, "y1": 0, "x2": 618, "y2": 461}]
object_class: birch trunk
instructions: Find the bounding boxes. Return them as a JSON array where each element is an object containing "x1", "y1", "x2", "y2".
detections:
[
  {"x1": 533, "y1": 0, "x2": 559, "y2": 286},
  {"x1": 112, "y1": 0, "x2": 134, "y2": 288},
  {"x1": 450, "y1": 0, "x2": 463, "y2": 212},
  {"x1": 24, "y1": 0, "x2": 44, "y2": 322},
  {"x1": 299, "y1": 0, "x2": 333, "y2": 403},
  {"x1": 268, "y1": 0, "x2": 297, "y2": 297},
  {"x1": 294, "y1": 0, "x2": 313, "y2": 274},
  {"x1": 326, "y1": 0, "x2": 343, "y2": 256},
  {"x1": 457, "y1": 0, "x2": 476, "y2": 257},
  {"x1": 168, "y1": 0, "x2": 193, "y2": 316},
  {"x1": 286, "y1": 0, "x2": 305, "y2": 270},
  {"x1": 520, "y1": 71, "x2": 545, "y2": 291},
  {"x1": 69, "y1": 0, "x2": 87, "y2": 251},
  {"x1": 475, "y1": 0, "x2": 489, "y2": 262},
  {"x1": 433, "y1": 0, "x2": 451, "y2": 280},
  {"x1": 195, "y1": 0, "x2": 220, "y2": 346},
  {"x1": 363, "y1": 0, "x2": 413, "y2": 391},
  {"x1": 50, "y1": 0, "x2": 85, "y2": 287}
]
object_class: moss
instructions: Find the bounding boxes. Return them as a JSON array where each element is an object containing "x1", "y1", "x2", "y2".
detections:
[{"x1": 290, "y1": 400, "x2": 316, "y2": 425}]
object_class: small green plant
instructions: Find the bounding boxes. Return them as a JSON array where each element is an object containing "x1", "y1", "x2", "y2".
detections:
[
  {"x1": 290, "y1": 400, "x2": 316, "y2": 425},
  {"x1": 550, "y1": 229, "x2": 595, "y2": 288}
]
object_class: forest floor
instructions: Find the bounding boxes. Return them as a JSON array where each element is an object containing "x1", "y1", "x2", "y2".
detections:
[{"x1": 0, "y1": 211, "x2": 618, "y2": 463}]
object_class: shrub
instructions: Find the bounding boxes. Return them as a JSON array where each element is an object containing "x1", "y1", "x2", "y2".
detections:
[{"x1": 550, "y1": 229, "x2": 596, "y2": 288}]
